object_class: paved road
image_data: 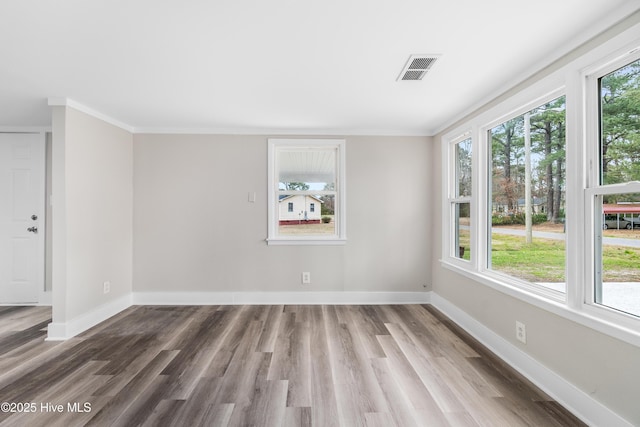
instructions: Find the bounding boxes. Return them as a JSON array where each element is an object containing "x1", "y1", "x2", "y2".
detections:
[{"x1": 491, "y1": 226, "x2": 640, "y2": 248}]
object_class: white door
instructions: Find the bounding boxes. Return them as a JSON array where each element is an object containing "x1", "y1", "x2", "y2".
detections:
[{"x1": 0, "y1": 133, "x2": 45, "y2": 303}]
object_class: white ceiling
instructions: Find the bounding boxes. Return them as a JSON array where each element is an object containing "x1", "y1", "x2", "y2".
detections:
[
  {"x1": 1, "y1": 1, "x2": 638, "y2": 135},
  {"x1": 279, "y1": 149, "x2": 336, "y2": 185}
]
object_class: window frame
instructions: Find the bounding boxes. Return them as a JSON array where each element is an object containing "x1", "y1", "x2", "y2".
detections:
[
  {"x1": 442, "y1": 89, "x2": 569, "y2": 302},
  {"x1": 483, "y1": 91, "x2": 568, "y2": 301},
  {"x1": 444, "y1": 131, "x2": 474, "y2": 265},
  {"x1": 582, "y1": 48, "x2": 640, "y2": 330},
  {"x1": 440, "y1": 22, "x2": 640, "y2": 348},
  {"x1": 267, "y1": 138, "x2": 347, "y2": 246}
]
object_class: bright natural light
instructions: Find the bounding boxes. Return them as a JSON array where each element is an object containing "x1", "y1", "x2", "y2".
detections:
[
  {"x1": 489, "y1": 96, "x2": 566, "y2": 292},
  {"x1": 595, "y1": 58, "x2": 640, "y2": 317}
]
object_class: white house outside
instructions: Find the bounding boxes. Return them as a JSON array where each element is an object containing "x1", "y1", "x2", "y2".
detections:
[
  {"x1": 493, "y1": 197, "x2": 549, "y2": 216},
  {"x1": 278, "y1": 194, "x2": 323, "y2": 224}
]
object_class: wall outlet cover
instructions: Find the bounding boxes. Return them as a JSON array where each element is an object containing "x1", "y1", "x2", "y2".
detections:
[{"x1": 516, "y1": 321, "x2": 527, "y2": 344}]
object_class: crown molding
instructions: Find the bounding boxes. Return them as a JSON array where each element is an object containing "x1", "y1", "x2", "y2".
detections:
[
  {"x1": 48, "y1": 97, "x2": 135, "y2": 133},
  {"x1": 46, "y1": 98, "x2": 431, "y2": 136}
]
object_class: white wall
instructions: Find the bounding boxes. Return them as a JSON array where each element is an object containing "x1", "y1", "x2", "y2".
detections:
[
  {"x1": 50, "y1": 106, "x2": 133, "y2": 326},
  {"x1": 133, "y1": 134, "x2": 432, "y2": 293},
  {"x1": 431, "y1": 11, "x2": 640, "y2": 425}
]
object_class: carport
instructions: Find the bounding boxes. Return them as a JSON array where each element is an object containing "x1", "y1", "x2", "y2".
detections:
[{"x1": 603, "y1": 204, "x2": 640, "y2": 228}]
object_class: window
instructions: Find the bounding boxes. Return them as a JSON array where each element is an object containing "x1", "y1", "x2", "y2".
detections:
[
  {"x1": 440, "y1": 25, "x2": 640, "y2": 346},
  {"x1": 587, "y1": 55, "x2": 640, "y2": 318},
  {"x1": 267, "y1": 139, "x2": 346, "y2": 245},
  {"x1": 489, "y1": 96, "x2": 566, "y2": 293},
  {"x1": 448, "y1": 135, "x2": 472, "y2": 261}
]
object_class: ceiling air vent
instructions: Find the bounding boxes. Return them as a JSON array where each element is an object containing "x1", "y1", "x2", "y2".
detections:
[{"x1": 397, "y1": 54, "x2": 440, "y2": 81}]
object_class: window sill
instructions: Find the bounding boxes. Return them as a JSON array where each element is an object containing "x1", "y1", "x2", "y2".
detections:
[
  {"x1": 266, "y1": 237, "x2": 347, "y2": 246},
  {"x1": 440, "y1": 258, "x2": 640, "y2": 349}
]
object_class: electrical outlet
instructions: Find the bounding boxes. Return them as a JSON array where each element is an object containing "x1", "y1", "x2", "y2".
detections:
[
  {"x1": 302, "y1": 272, "x2": 311, "y2": 284},
  {"x1": 103, "y1": 281, "x2": 111, "y2": 294},
  {"x1": 516, "y1": 321, "x2": 526, "y2": 344}
]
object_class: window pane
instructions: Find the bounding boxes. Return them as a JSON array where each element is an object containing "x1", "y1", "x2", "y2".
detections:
[
  {"x1": 278, "y1": 149, "x2": 336, "y2": 191},
  {"x1": 596, "y1": 193, "x2": 640, "y2": 317},
  {"x1": 276, "y1": 147, "x2": 338, "y2": 237},
  {"x1": 268, "y1": 139, "x2": 345, "y2": 243},
  {"x1": 454, "y1": 202, "x2": 471, "y2": 260},
  {"x1": 489, "y1": 96, "x2": 566, "y2": 291},
  {"x1": 278, "y1": 194, "x2": 336, "y2": 236},
  {"x1": 456, "y1": 138, "x2": 472, "y2": 197},
  {"x1": 599, "y1": 58, "x2": 640, "y2": 186}
]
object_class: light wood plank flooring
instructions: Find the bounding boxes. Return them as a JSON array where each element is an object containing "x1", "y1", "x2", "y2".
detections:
[{"x1": 0, "y1": 304, "x2": 586, "y2": 426}]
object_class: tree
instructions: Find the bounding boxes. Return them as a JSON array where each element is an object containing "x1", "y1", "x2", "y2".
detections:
[
  {"x1": 492, "y1": 117, "x2": 523, "y2": 213},
  {"x1": 553, "y1": 120, "x2": 565, "y2": 222},
  {"x1": 600, "y1": 60, "x2": 640, "y2": 185},
  {"x1": 282, "y1": 182, "x2": 309, "y2": 191},
  {"x1": 457, "y1": 139, "x2": 472, "y2": 197},
  {"x1": 320, "y1": 182, "x2": 335, "y2": 215},
  {"x1": 530, "y1": 96, "x2": 566, "y2": 222}
]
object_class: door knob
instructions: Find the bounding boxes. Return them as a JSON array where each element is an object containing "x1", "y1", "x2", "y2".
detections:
[
  {"x1": 27, "y1": 226, "x2": 38, "y2": 233},
  {"x1": 31, "y1": 214, "x2": 38, "y2": 220}
]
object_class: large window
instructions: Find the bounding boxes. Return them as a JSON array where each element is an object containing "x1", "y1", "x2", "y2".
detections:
[
  {"x1": 441, "y1": 26, "x2": 640, "y2": 346},
  {"x1": 588, "y1": 56, "x2": 640, "y2": 318},
  {"x1": 267, "y1": 139, "x2": 346, "y2": 245},
  {"x1": 489, "y1": 96, "x2": 566, "y2": 292}
]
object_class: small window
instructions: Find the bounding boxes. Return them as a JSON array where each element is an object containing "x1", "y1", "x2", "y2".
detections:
[
  {"x1": 443, "y1": 132, "x2": 473, "y2": 261},
  {"x1": 268, "y1": 139, "x2": 346, "y2": 245},
  {"x1": 447, "y1": 135, "x2": 472, "y2": 261}
]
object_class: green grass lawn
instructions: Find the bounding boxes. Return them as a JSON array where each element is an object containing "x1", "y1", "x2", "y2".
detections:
[
  {"x1": 489, "y1": 234, "x2": 640, "y2": 282},
  {"x1": 602, "y1": 246, "x2": 640, "y2": 280},
  {"x1": 491, "y1": 234, "x2": 566, "y2": 282}
]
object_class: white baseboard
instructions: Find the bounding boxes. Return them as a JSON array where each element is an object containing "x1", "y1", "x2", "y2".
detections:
[
  {"x1": 46, "y1": 293, "x2": 132, "y2": 341},
  {"x1": 430, "y1": 292, "x2": 633, "y2": 427},
  {"x1": 133, "y1": 291, "x2": 432, "y2": 306},
  {"x1": 45, "y1": 291, "x2": 430, "y2": 340}
]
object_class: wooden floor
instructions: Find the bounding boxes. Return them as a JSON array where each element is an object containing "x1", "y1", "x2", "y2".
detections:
[{"x1": 0, "y1": 304, "x2": 585, "y2": 427}]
